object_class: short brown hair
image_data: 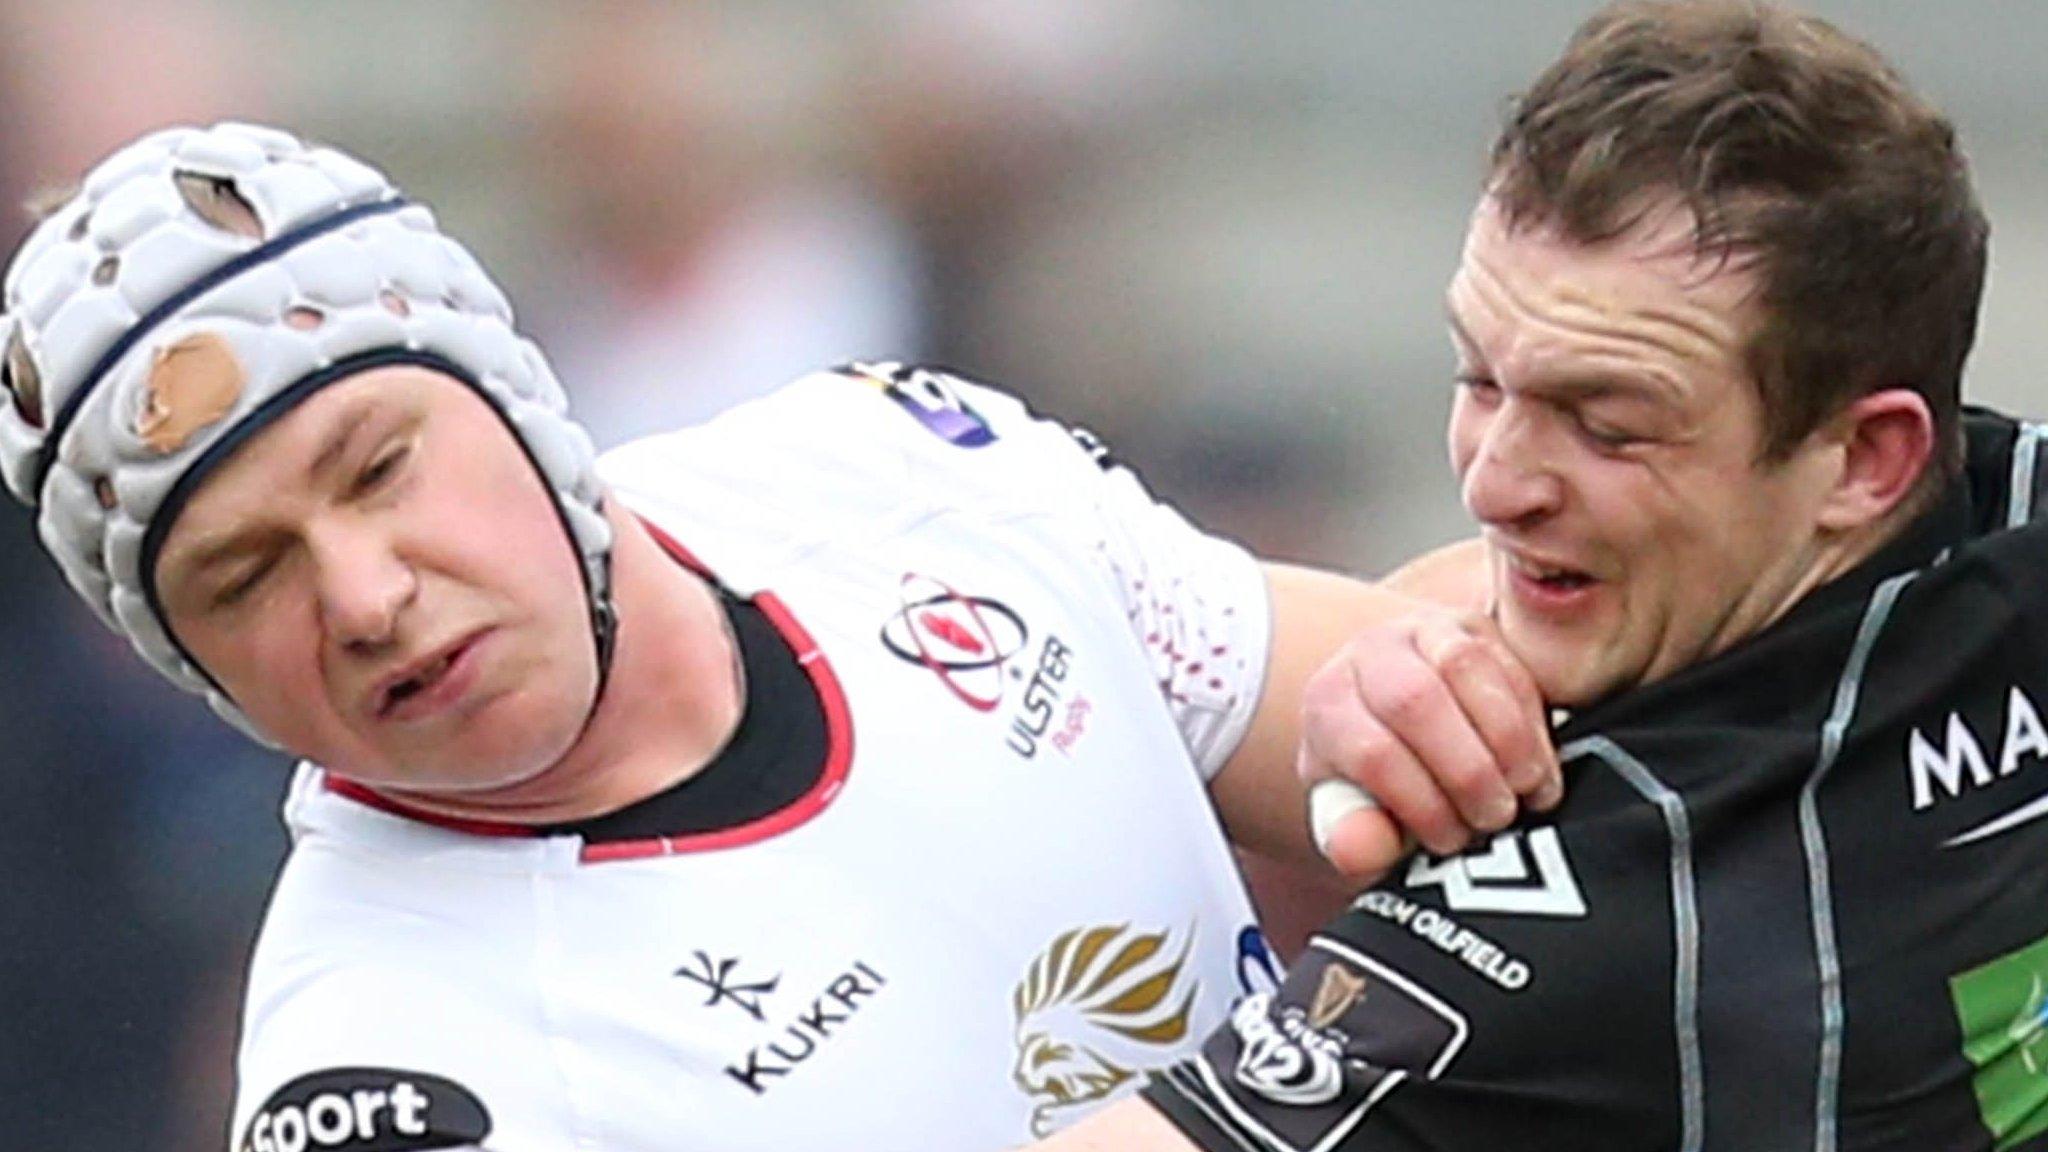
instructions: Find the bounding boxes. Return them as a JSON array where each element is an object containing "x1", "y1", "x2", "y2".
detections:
[{"x1": 1489, "y1": 0, "x2": 1987, "y2": 474}]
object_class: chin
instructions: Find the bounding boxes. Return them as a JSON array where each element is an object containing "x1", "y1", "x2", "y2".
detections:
[
  {"x1": 1523, "y1": 664, "x2": 1584, "y2": 709},
  {"x1": 429, "y1": 730, "x2": 577, "y2": 795},
  {"x1": 350, "y1": 754, "x2": 553, "y2": 800},
  {"x1": 1507, "y1": 640, "x2": 1612, "y2": 711},
  {"x1": 450, "y1": 678, "x2": 588, "y2": 769},
  {"x1": 1495, "y1": 608, "x2": 1631, "y2": 707},
  {"x1": 330, "y1": 730, "x2": 560, "y2": 798}
]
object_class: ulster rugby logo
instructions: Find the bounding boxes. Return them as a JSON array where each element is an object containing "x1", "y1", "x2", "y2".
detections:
[
  {"x1": 1011, "y1": 924, "x2": 1200, "y2": 1136},
  {"x1": 880, "y1": 572, "x2": 1087, "y2": 759},
  {"x1": 880, "y1": 573, "x2": 1029, "y2": 711}
]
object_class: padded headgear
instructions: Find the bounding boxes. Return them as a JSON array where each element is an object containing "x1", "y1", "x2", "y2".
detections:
[{"x1": 0, "y1": 122, "x2": 615, "y2": 742}]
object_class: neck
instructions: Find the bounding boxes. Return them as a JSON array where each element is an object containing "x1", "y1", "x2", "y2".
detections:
[
  {"x1": 371, "y1": 504, "x2": 745, "y2": 825},
  {"x1": 1745, "y1": 482, "x2": 1940, "y2": 644}
]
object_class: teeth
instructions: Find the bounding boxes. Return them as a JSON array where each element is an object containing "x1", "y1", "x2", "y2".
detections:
[
  {"x1": 386, "y1": 651, "x2": 455, "y2": 710},
  {"x1": 1509, "y1": 554, "x2": 1585, "y2": 583}
]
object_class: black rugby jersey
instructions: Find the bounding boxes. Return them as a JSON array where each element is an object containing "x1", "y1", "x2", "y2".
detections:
[{"x1": 1147, "y1": 409, "x2": 2048, "y2": 1152}]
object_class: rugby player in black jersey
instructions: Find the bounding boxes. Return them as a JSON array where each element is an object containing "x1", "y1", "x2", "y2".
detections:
[{"x1": 1031, "y1": 2, "x2": 2048, "y2": 1150}]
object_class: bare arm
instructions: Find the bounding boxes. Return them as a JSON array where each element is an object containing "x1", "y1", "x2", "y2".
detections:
[
  {"x1": 1380, "y1": 536, "x2": 1491, "y2": 611},
  {"x1": 1205, "y1": 562, "x2": 1434, "y2": 875},
  {"x1": 1209, "y1": 544, "x2": 1557, "y2": 893},
  {"x1": 1207, "y1": 541, "x2": 1509, "y2": 866}
]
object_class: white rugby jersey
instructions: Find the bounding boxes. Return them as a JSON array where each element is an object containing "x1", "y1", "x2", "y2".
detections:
[{"x1": 229, "y1": 365, "x2": 1282, "y2": 1152}]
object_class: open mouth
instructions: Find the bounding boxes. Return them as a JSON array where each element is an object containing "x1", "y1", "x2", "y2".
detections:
[
  {"x1": 376, "y1": 636, "x2": 477, "y2": 718},
  {"x1": 1505, "y1": 552, "x2": 1596, "y2": 593},
  {"x1": 385, "y1": 651, "x2": 455, "y2": 709}
]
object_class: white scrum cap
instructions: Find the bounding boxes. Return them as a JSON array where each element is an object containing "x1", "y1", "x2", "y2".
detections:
[{"x1": 0, "y1": 122, "x2": 615, "y2": 741}]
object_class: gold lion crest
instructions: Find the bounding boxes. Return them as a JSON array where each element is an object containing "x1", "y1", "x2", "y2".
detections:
[{"x1": 1011, "y1": 924, "x2": 1200, "y2": 1137}]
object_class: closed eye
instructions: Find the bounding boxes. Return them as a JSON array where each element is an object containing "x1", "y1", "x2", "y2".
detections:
[
  {"x1": 1577, "y1": 420, "x2": 1645, "y2": 449},
  {"x1": 352, "y1": 443, "x2": 412, "y2": 496},
  {"x1": 213, "y1": 553, "x2": 280, "y2": 608},
  {"x1": 1454, "y1": 374, "x2": 1502, "y2": 402},
  {"x1": 1570, "y1": 403, "x2": 1657, "y2": 451}
]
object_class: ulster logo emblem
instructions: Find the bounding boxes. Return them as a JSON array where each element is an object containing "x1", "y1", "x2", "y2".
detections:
[{"x1": 879, "y1": 573, "x2": 1029, "y2": 712}]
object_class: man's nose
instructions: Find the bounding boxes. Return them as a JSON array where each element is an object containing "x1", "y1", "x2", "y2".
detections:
[
  {"x1": 1457, "y1": 402, "x2": 1564, "y2": 529},
  {"x1": 311, "y1": 525, "x2": 416, "y2": 652}
]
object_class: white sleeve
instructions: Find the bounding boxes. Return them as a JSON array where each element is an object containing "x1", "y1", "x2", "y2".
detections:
[
  {"x1": 603, "y1": 361, "x2": 1276, "y2": 780},
  {"x1": 1082, "y1": 430, "x2": 1273, "y2": 780},
  {"x1": 867, "y1": 362, "x2": 1275, "y2": 781}
]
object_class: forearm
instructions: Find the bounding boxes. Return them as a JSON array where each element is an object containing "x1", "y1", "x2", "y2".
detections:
[
  {"x1": 1207, "y1": 563, "x2": 1430, "y2": 872},
  {"x1": 1210, "y1": 544, "x2": 1487, "y2": 871},
  {"x1": 1236, "y1": 847, "x2": 1357, "y2": 962},
  {"x1": 1212, "y1": 541, "x2": 1549, "y2": 886},
  {"x1": 1380, "y1": 536, "x2": 1489, "y2": 612}
]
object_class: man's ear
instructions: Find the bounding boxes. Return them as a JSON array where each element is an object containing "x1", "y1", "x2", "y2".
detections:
[{"x1": 1814, "y1": 388, "x2": 1936, "y2": 532}]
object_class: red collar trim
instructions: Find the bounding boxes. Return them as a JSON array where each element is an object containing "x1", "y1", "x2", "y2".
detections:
[{"x1": 323, "y1": 519, "x2": 855, "y2": 863}]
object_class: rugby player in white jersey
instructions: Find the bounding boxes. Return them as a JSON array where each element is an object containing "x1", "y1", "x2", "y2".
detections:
[{"x1": 0, "y1": 124, "x2": 1544, "y2": 1150}]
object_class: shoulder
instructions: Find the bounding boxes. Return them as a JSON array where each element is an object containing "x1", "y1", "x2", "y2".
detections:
[
  {"x1": 1943, "y1": 405, "x2": 2048, "y2": 593},
  {"x1": 597, "y1": 362, "x2": 1148, "y2": 574},
  {"x1": 601, "y1": 361, "x2": 1112, "y2": 489}
]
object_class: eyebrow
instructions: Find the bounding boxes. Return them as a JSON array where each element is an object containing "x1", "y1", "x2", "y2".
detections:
[
  {"x1": 169, "y1": 403, "x2": 385, "y2": 581},
  {"x1": 169, "y1": 525, "x2": 274, "y2": 583},
  {"x1": 308, "y1": 402, "x2": 378, "y2": 487}
]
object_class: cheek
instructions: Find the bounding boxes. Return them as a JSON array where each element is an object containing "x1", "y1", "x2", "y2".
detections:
[
  {"x1": 452, "y1": 518, "x2": 579, "y2": 626},
  {"x1": 203, "y1": 606, "x2": 333, "y2": 736},
  {"x1": 1572, "y1": 470, "x2": 1681, "y2": 568},
  {"x1": 439, "y1": 458, "x2": 581, "y2": 586},
  {"x1": 1623, "y1": 497, "x2": 1768, "y2": 629}
]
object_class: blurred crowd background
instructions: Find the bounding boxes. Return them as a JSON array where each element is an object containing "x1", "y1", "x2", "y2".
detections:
[{"x1": 1, "y1": 1, "x2": 2043, "y2": 1146}]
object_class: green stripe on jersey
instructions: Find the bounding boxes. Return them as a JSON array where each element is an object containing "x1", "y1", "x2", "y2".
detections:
[{"x1": 1951, "y1": 932, "x2": 2048, "y2": 1150}]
